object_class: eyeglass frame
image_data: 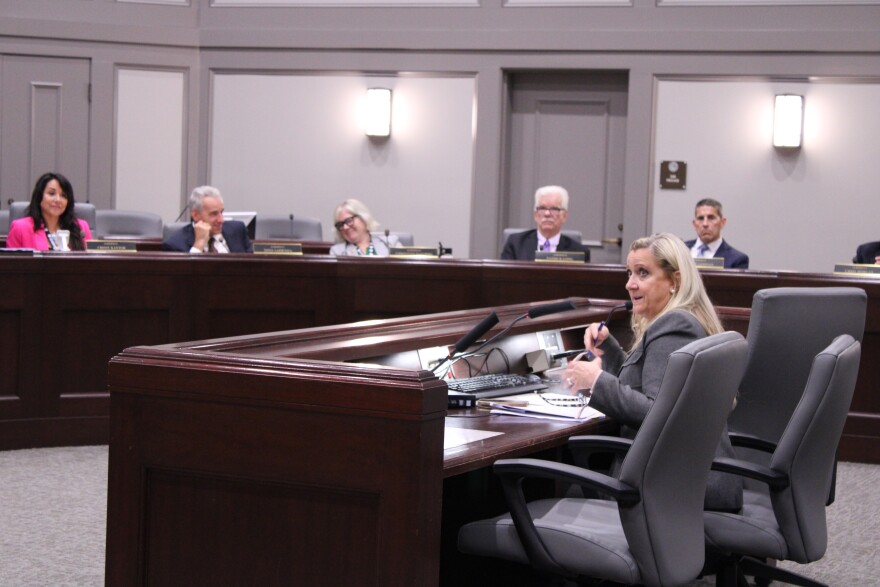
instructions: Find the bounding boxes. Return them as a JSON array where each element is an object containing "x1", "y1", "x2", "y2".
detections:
[
  {"x1": 534, "y1": 206, "x2": 566, "y2": 215},
  {"x1": 534, "y1": 389, "x2": 588, "y2": 407},
  {"x1": 334, "y1": 215, "x2": 360, "y2": 231}
]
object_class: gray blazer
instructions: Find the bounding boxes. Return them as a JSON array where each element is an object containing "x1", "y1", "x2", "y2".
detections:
[
  {"x1": 329, "y1": 233, "x2": 400, "y2": 257},
  {"x1": 589, "y1": 309, "x2": 743, "y2": 512}
]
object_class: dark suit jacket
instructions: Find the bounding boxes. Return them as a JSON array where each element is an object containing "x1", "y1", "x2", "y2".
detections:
[
  {"x1": 162, "y1": 221, "x2": 253, "y2": 253},
  {"x1": 685, "y1": 238, "x2": 749, "y2": 269},
  {"x1": 589, "y1": 310, "x2": 743, "y2": 512},
  {"x1": 853, "y1": 241, "x2": 880, "y2": 264},
  {"x1": 501, "y1": 229, "x2": 591, "y2": 262}
]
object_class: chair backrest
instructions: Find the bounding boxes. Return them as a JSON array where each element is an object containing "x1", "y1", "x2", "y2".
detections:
[
  {"x1": 9, "y1": 201, "x2": 28, "y2": 222},
  {"x1": 618, "y1": 331, "x2": 748, "y2": 587},
  {"x1": 769, "y1": 334, "x2": 860, "y2": 563},
  {"x1": 8, "y1": 200, "x2": 96, "y2": 231},
  {"x1": 0, "y1": 210, "x2": 8, "y2": 234},
  {"x1": 500, "y1": 227, "x2": 583, "y2": 251},
  {"x1": 162, "y1": 221, "x2": 190, "y2": 243},
  {"x1": 95, "y1": 209, "x2": 163, "y2": 238},
  {"x1": 730, "y1": 287, "x2": 866, "y2": 447},
  {"x1": 372, "y1": 231, "x2": 414, "y2": 247},
  {"x1": 255, "y1": 214, "x2": 323, "y2": 241},
  {"x1": 74, "y1": 203, "x2": 96, "y2": 230}
]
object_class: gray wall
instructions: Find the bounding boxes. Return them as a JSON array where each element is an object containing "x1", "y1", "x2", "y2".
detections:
[{"x1": 1, "y1": 0, "x2": 879, "y2": 270}]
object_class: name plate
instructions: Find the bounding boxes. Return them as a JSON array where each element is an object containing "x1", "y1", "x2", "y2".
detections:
[
  {"x1": 86, "y1": 240, "x2": 138, "y2": 253},
  {"x1": 535, "y1": 250, "x2": 585, "y2": 264},
  {"x1": 694, "y1": 257, "x2": 724, "y2": 269},
  {"x1": 390, "y1": 246, "x2": 438, "y2": 258},
  {"x1": 834, "y1": 263, "x2": 880, "y2": 277},
  {"x1": 253, "y1": 242, "x2": 303, "y2": 255}
]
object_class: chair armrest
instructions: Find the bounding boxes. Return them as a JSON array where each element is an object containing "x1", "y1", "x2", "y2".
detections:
[
  {"x1": 729, "y1": 432, "x2": 778, "y2": 454},
  {"x1": 492, "y1": 457, "x2": 640, "y2": 577},
  {"x1": 711, "y1": 457, "x2": 789, "y2": 490},
  {"x1": 567, "y1": 435, "x2": 633, "y2": 461}
]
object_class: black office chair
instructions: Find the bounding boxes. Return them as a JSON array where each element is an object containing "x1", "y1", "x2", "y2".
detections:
[
  {"x1": 0, "y1": 209, "x2": 8, "y2": 234},
  {"x1": 852, "y1": 240, "x2": 880, "y2": 264},
  {"x1": 458, "y1": 331, "x2": 748, "y2": 587},
  {"x1": 371, "y1": 231, "x2": 414, "y2": 246},
  {"x1": 706, "y1": 334, "x2": 861, "y2": 587}
]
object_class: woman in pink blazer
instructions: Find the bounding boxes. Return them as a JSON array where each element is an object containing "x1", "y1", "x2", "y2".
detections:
[{"x1": 6, "y1": 172, "x2": 92, "y2": 251}]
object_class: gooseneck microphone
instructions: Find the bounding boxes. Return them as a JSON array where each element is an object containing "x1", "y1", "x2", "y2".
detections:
[
  {"x1": 431, "y1": 311, "x2": 500, "y2": 373},
  {"x1": 460, "y1": 300, "x2": 577, "y2": 361}
]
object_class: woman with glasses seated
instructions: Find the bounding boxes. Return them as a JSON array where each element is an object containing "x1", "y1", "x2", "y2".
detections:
[
  {"x1": 6, "y1": 172, "x2": 92, "y2": 251},
  {"x1": 329, "y1": 199, "x2": 399, "y2": 257},
  {"x1": 563, "y1": 232, "x2": 742, "y2": 512}
]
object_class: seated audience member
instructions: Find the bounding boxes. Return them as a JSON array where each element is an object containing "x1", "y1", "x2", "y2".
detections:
[
  {"x1": 853, "y1": 241, "x2": 880, "y2": 264},
  {"x1": 564, "y1": 232, "x2": 742, "y2": 512},
  {"x1": 6, "y1": 172, "x2": 92, "y2": 251},
  {"x1": 163, "y1": 186, "x2": 253, "y2": 253},
  {"x1": 329, "y1": 199, "x2": 399, "y2": 256},
  {"x1": 685, "y1": 198, "x2": 749, "y2": 269},
  {"x1": 500, "y1": 185, "x2": 591, "y2": 261}
]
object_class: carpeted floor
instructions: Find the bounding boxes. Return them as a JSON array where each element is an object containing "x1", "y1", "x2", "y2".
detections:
[{"x1": 1, "y1": 446, "x2": 878, "y2": 586}]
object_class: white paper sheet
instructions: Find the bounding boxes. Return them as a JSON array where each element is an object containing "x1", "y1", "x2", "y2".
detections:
[{"x1": 444, "y1": 427, "x2": 504, "y2": 450}]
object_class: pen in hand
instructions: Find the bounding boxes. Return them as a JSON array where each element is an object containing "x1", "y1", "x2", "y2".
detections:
[{"x1": 585, "y1": 301, "x2": 633, "y2": 360}]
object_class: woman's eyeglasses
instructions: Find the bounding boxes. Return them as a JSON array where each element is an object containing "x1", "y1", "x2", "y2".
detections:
[
  {"x1": 535, "y1": 390, "x2": 587, "y2": 407},
  {"x1": 334, "y1": 215, "x2": 359, "y2": 231}
]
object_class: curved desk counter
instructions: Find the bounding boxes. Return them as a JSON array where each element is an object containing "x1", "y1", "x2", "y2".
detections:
[{"x1": 0, "y1": 252, "x2": 877, "y2": 463}]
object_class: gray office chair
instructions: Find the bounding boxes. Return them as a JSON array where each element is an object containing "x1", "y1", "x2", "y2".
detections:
[
  {"x1": 255, "y1": 214, "x2": 323, "y2": 241},
  {"x1": 730, "y1": 288, "x2": 865, "y2": 459},
  {"x1": 0, "y1": 210, "x2": 8, "y2": 234},
  {"x1": 459, "y1": 331, "x2": 748, "y2": 587},
  {"x1": 500, "y1": 227, "x2": 583, "y2": 252},
  {"x1": 162, "y1": 221, "x2": 189, "y2": 243},
  {"x1": 95, "y1": 209, "x2": 163, "y2": 239},
  {"x1": 9, "y1": 200, "x2": 96, "y2": 231},
  {"x1": 371, "y1": 231, "x2": 414, "y2": 246},
  {"x1": 706, "y1": 334, "x2": 861, "y2": 587}
]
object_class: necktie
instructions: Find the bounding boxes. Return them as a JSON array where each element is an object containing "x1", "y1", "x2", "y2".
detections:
[
  {"x1": 699, "y1": 243, "x2": 710, "y2": 257},
  {"x1": 208, "y1": 237, "x2": 216, "y2": 253},
  {"x1": 542, "y1": 240, "x2": 552, "y2": 252}
]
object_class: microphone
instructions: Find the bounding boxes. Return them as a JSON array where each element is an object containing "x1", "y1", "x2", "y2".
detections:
[
  {"x1": 174, "y1": 205, "x2": 189, "y2": 222},
  {"x1": 431, "y1": 311, "x2": 499, "y2": 374},
  {"x1": 289, "y1": 213, "x2": 294, "y2": 238},
  {"x1": 461, "y1": 300, "x2": 577, "y2": 360},
  {"x1": 437, "y1": 242, "x2": 452, "y2": 258},
  {"x1": 528, "y1": 300, "x2": 577, "y2": 319}
]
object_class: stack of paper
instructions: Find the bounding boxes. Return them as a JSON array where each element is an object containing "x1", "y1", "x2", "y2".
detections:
[{"x1": 482, "y1": 392, "x2": 604, "y2": 422}]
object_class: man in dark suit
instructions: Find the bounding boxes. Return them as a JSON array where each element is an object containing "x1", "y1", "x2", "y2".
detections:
[
  {"x1": 684, "y1": 198, "x2": 748, "y2": 269},
  {"x1": 501, "y1": 185, "x2": 591, "y2": 262},
  {"x1": 853, "y1": 241, "x2": 880, "y2": 264},
  {"x1": 163, "y1": 186, "x2": 253, "y2": 253}
]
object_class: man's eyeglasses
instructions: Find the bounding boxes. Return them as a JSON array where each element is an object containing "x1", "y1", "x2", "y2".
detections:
[
  {"x1": 535, "y1": 206, "x2": 565, "y2": 215},
  {"x1": 334, "y1": 216, "x2": 359, "y2": 231}
]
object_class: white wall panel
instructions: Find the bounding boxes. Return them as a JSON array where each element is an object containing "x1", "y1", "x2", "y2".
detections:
[
  {"x1": 652, "y1": 79, "x2": 880, "y2": 273},
  {"x1": 114, "y1": 68, "x2": 186, "y2": 220},
  {"x1": 210, "y1": 73, "x2": 475, "y2": 253}
]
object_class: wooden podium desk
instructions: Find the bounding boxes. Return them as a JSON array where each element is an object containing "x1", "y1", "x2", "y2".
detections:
[{"x1": 105, "y1": 298, "x2": 616, "y2": 587}]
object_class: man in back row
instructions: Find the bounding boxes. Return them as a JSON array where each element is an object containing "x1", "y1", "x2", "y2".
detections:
[
  {"x1": 501, "y1": 185, "x2": 591, "y2": 261},
  {"x1": 685, "y1": 198, "x2": 749, "y2": 269},
  {"x1": 163, "y1": 186, "x2": 253, "y2": 253}
]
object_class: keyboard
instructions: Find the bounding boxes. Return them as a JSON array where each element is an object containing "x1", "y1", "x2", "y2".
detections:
[{"x1": 446, "y1": 373, "x2": 547, "y2": 400}]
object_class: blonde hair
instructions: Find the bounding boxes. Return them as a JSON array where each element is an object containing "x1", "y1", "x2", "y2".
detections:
[
  {"x1": 628, "y1": 232, "x2": 723, "y2": 350},
  {"x1": 333, "y1": 198, "x2": 379, "y2": 243}
]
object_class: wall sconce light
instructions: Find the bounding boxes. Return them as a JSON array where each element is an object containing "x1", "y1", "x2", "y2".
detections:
[
  {"x1": 773, "y1": 94, "x2": 804, "y2": 149},
  {"x1": 364, "y1": 88, "x2": 392, "y2": 138}
]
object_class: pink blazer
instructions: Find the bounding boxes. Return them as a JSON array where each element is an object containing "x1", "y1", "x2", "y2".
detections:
[{"x1": 6, "y1": 217, "x2": 93, "y2": 250}]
